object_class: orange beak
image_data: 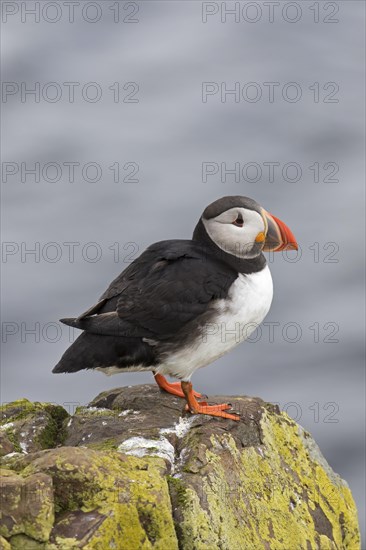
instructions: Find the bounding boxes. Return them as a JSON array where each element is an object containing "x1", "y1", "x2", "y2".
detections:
[{"x1": 261, "y1": 209, "x2": 298, "y2": 252}]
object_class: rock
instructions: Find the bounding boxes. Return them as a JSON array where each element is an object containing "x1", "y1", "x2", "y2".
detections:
[
  {"x1": 7, "y1": 534, "x2": 45, "y2": 549},
  {"x1": 0, "y1": 385, "x2": 361, "y2": 549},
  {"x1": 0, "y1": 399, "x2": 68, "y2": 454},
  {"x1": 0, "y1": 434, "x2": 14, "y2": 458},
  {"x1": 0, "y1": 468, "x2": 54, "y2": 541},
  {"x1": 0, "y1": 535, "x2": 11, "y2": 550}
]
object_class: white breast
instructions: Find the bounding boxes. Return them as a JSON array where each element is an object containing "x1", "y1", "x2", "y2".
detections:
[{"x1": 157, "y1": 265, "x2": 273, "y2": 381}]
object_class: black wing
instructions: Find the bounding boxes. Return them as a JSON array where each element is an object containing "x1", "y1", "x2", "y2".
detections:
[{"x1": 60, "y1": 240, "x2": 237, "y2": 340}]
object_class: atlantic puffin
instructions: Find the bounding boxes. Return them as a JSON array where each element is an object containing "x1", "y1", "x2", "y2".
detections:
[{"x1": 53, "y1": 196, "x2": 297, "y2": 421}]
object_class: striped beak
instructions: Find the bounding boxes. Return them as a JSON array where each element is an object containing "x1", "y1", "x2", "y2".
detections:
[{"x1": 261, "y1": 209, "x2": 298, "y2": 251}]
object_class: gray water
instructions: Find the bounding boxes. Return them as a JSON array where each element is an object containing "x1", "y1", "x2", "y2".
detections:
[{"x1": 1, "y1": 1, "x2": 365, "y2": 543}]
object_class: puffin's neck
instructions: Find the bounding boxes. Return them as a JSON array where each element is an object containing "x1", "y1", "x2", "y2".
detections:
[{"x1": 192, "y1": 219, "x2": 266, "y2": 274}]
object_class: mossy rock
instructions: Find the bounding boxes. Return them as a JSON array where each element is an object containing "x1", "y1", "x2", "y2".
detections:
[
  {"x1": 21, "y1": 447, "x2": 176, "y2": 549},
  {"x1": 0, "y1": 535, "x2": 11, "y2": 550},
  {"x1": 0, "y1": 385, "x2": 361, "y2": 549},
  {"x1": 0, "y1": 433, "x2": 15, "y2": 457},
  {"x1": 0, "y1": 469, "x2": 54, "y2": 541},
  {"x1": 0, "y1": 399, "x2": 69, "y2": 455},
  {"x1": 8, "y1": 534, "x2": 45, "y2": 549}
]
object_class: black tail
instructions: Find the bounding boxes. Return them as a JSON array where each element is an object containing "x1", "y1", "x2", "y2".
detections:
[
  {"x1": 59, "y1": 317, "x2": 82, "y2": 329},
  {"x1": 52, "y1": 332, "x2": 156, "y2": 374}
]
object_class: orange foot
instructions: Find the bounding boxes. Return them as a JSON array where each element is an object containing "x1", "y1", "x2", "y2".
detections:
[
  {"x1": 181, "y1": 381, "x2": 240, "y2": 421},
  {"x1": 154, "y1": 373, "x2": 202, "y2": 398}
]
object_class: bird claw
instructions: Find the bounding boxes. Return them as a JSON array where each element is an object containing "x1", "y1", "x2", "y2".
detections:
[
  {"x1": 184, "y1": 401, "x2": 240, "y2": 421},
  {"x1": 156, "y1": 377, "x2": 240, "y2": 421}
]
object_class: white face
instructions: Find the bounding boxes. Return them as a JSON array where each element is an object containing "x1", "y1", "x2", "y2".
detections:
[{"x1": 202, "y1": 207, "x2": 265, "y2": 259}]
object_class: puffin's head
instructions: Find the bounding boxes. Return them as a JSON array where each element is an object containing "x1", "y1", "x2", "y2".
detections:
[{"x1": 196, "y1": 195, "x2": 298, "y2": 259}]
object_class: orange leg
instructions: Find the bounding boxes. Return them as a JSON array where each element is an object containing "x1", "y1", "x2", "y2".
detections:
[
  {"x1": 154, "y1": 373, "x2": 202, "y2": 398},
  {"x1": 181, "y1": 381, "x2": 240, "y2": 421}
]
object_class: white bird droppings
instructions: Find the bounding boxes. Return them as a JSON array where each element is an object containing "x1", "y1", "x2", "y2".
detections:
[
  {"x1": 118, "y1": 409, "x2": 132, "y2": 417},
  {"x1": 19, "y1": 442, "x2": 28, "y2": 454},
  {"x1": 0, "y1": 422, "x2": 14, "y2": 430},
  {"x1": 118, "y1": 436, "x2": 175, "y2": 467},
  {"x1": 160, "y1": 417, "x2": 195, "y2": 439}
]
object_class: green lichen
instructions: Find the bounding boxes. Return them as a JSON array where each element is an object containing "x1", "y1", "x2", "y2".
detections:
[
  {"x1": 37, "y1": 406, "x2": 68, "y2": 449},
  {"x1": 8, "y1": 534, "x2": 45, "y2": 549},
  {"x1": 0, "y1": 400, "x2": 69, "y2": 452},
  {"x1": 1, "y1": 399, "x2": 46, "y2": 423},
  {"x1": 86, "y1": 438, "x2": 119, "y2": 451},
  {"x1": 3, "y1": 429, "x2": 21, "y2": 453},
  {"x1": 167, "y1": 476, "x2": 188, "y2": 507},
  {"x1": 1, "y1": 399, "x2": 32, "y2": 418},
  {"x1": 0, "y1": 454, "x2": 24, "y2": 473}
]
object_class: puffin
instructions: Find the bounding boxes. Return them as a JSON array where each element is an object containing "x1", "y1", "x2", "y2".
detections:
[{"x1": 53, "y1": 196, "x2": 297, "y2": 421}]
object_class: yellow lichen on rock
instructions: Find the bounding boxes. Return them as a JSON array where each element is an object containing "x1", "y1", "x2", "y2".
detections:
[
  {"x1": 0, "y1": 386, "x2": 361, "y2": 549},
  {"x1": 168, "y1": 408, "x2": 361, "y2": 550},
  {"x1": 18, "y1": 447, "x2": 177, "y2": 549},
  {"x1": 260, "y1": 410, "x2": 360, "y2": 549},
  {"x1": 0, "y1": 535, "x2": 11, "y2": 550},
  {"x1": 0, "y1": 468, "x2": 54, "y2": 542}
]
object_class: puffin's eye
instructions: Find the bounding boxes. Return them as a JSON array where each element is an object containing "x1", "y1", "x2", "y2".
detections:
[{"x1": 232, "y1": 214, "x2": 244, "y2": 227}]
